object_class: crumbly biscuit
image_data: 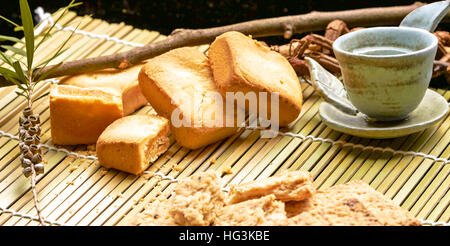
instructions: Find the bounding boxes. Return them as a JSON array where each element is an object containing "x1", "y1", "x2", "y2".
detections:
[
  {"x1": 215, "y1": 195, "x2": 287, "y2": 226},
  {"x1": 287, "y1": 180, "x2": 421, "y2": 226},
  {"x1": 169, "y1": 171, "x2": 226, "y2": 226},
  {"x1": 227, "y1": 170, "x2": 314, "y2": 204},
  {"x1": 128, "y1": 199, "x2": 177, "y2": 226}
]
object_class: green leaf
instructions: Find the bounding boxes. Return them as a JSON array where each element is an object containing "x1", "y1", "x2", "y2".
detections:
[
  {"x1": 0, "y1": 71, "x2": 25, "y2": 89},
  {"x1": 14, "y1": 26, "x2": 24, "y2": 32},
  {"x1": 33, "y1": 48, "x2": 67, "y2": 70},
  {"x1": 33, "y1": 19, "x2": 81, "y2": 82},
  {"x1": 0, "y1": 51, "x2": 15, "y2": 66},
  {"x1": 12, "y1": 61, "x2": 27, "y2": 84},
  {"x1": 0, "y1": 67, "x2": 20, "y2": 87},
  {"x1": 0, "y1": 15, "x2": 21, "y2": 28},
  {"x1": 0, "y1": 76, "x2": 15, "y2": 87},
  {"x1": 0, "y1": 35, "x2": 24, "y2": 44},
  {"x1": 35, "y1": 1, "x2": 82, "y2": 51},
  {"x1": 0, "y1": 67, "x2": 20, "y2": 79},
  {"x1": 15, "y1": 90, "x2": 27, "y2": 97},
  {"x1": 1, "y1": 45, "x2": 26, "y2": 56},
  {"x1": 19, "y1": 0, "x2": 34, "y2": 71}
]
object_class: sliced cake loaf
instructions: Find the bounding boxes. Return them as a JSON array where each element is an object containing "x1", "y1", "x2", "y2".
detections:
[
  {"x1": 209, "y1": 31, "x2": 303, "y2": 126},
  {"x1": 139, "y1": 47, "x2": 239, "y2": 149}
]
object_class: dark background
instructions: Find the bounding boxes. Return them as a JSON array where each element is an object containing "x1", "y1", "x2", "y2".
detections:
[
  {"x1": 0, "y1": 0, "x2": 440, "y2": 38},
  {"x1": 1, "y1": 0, "x2": 448, "y2": 87}
]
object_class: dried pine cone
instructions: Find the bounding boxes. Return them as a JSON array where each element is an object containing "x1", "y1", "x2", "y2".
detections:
[{"x1": 18, "y1": 106, "x2": 44, "y2": 177}]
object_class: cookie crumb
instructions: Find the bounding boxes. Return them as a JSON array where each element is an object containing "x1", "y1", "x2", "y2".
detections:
[
  {"x1": 87, "y1": 144, "x2": 96, "y2": 151},
  {"x1": 222, "y1": 167, "x2": 233, "y2": 175},
  {"x1": 141, "y1": 171, "x2": 154, "y2": 179}
]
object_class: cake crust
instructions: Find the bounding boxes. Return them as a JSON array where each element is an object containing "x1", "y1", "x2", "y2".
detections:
[
  {"x1": 60, "y1": 63, "x2": 148, "y2": 115},
  {"x1": 139, "y1": 47, "x2": 238, "y2": 149},
  {"x1": 96, "y1": 115, "x2": 169, "y2": 175},
  {"x1": 209, "y1": 31, "x2": 303, "y2": 126},
  {"x1": 51, "y1": 65, "x2": 148, "y2": 145},
  {"x1": 50, "y1": 85, "x2": 124, "y2": 145}
]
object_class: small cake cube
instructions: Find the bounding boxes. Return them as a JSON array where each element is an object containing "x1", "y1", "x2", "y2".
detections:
[{"x1": 96, "y1": 115, "x2": 170, "y2": 175}]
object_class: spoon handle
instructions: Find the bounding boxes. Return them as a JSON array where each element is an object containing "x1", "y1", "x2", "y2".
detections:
[{"x1": 400, "y1": 1, "x2": 450, "y2": 32}]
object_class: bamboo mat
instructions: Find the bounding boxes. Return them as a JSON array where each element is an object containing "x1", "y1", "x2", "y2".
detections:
[{"x1": 0, "y1": 10, "x2": 449, "y2": 226}]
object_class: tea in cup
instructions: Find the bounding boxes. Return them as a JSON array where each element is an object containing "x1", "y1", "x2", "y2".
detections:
[{"x1": 333, "y1": 26, "x2": 438, "y2": 121}]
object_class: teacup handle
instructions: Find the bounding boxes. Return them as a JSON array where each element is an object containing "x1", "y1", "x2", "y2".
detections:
[
  {"x1": 305, "y1": 57, "x2": 358, "y2": 116},
  {"x1": 400, "y1": 1, "x2": 450, "y2": 32}
]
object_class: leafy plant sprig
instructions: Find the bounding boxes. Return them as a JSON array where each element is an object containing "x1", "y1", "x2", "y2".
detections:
[{"x1": 0, "y1": 0, "x2": 81, "y2": 226}]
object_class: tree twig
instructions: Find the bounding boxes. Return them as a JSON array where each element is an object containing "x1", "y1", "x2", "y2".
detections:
[{"x1": 2, "y1": 2, "x2": 448, "y2": 85}]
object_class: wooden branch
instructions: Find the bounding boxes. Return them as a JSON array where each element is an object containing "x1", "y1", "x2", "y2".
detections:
[{"x1": 2, "y1": 1, "x2": 449, "y2": 85}]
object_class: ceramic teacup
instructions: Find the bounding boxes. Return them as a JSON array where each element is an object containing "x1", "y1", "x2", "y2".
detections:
[{"x1": 333, "y1": 27, "x2": 438, "y2": 121}]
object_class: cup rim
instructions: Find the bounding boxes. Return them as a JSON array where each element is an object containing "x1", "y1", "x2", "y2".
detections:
[{"x1": 333, "y1": 26, "x2": 438, "y2": 59}]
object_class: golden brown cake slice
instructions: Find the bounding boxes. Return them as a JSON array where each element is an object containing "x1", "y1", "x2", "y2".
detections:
[
  {"x1": 60, "y1": 63, "x2": 148, "y2": 115},
  {"x1": 215, "y1": 195, "x2": 287, "y2": 226},
  {"x1": 51, "y1": 65, "x2": 148, "y2": 145},
  {"x1": 139, "y1": 47, "x2": 239, "y2": 149},
  {"x1": 169, "y1": 171, "x2": 226, "y2": 226},
  {"x1": 50, "y1": 85, "x2": 124, "y2": 145},
  {"x1": 96, "y1": 115, "x2": 170, "y2": 175},
  {"x1": 127, "y1": 199, "x2": 177, "y2": 226},
  {"x1": 209, "y1": 31, "x2": 303, "y2": 126},
  {"x1": 227, "y1": 170, "x2": 315, "y2": 204},
  {"x1": 286, "y1": 180, "x2": 421, "y2": 226}
]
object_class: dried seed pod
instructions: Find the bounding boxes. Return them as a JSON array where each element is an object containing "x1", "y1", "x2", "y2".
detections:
[
  {"x1": 28, "y1": 114, "x2": 40, "y2": 126},
  {"x1": 21, "y1": 158, "x2": 32, "y2": 168},
  {"x1": 19, "y1": 116, "x2": 27, "y2": 126},
  {"x1": 19, "y1": 128, "x2": 27, "y2": 140},
  {"x1": 22, "y1": 149, "x2": 34, "y2": 160},
  {"x1": 24, "y1": 136, "x2": 34, "y2": 146},
  {"x1": 22, "y1": 120, "x2": 32, "y2": 130},
  {"x1": 31, "y1": 153, "x2": 42, "y2": 164},
  {"x1": 28, "y1": 126, "x2": 41, "y2": 136},
  {"x1": 29, "y1": 144, "x2": 41, "y2": 154},
  {"x1": 22, "y1": 167, "x2": 32, "y2": 177},
  {"x1": 32, "y1": 135, "x2": 41, "y2": 145},
  {"x1": 23, "y1": 106, "x2": 33, "y2": 117},
  {"x1": 34, "y1": 164, "x2": 44, "y2": 174},
  {"x1": 19, "y1": 142, "x2": 29, "y2": 152}
]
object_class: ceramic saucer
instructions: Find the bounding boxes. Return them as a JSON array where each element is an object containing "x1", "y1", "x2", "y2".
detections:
[{"x1": 319, "y1": 89, "x2": 449, "y2": 139}]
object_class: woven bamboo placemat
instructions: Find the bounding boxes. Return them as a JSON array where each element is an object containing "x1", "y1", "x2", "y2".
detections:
[{"x1": 0, "y1": 10, "x2": 448, "y2": 226}]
